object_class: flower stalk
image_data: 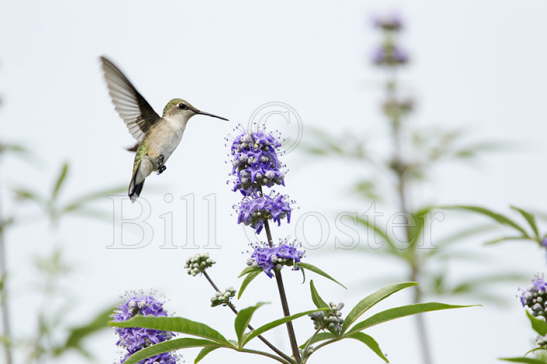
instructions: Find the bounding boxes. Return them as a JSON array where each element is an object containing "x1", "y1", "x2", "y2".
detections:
[
  {"x1": 201, "y1": 270, "x2": 294, "y2": 364},
  {"x1": 0, "y1": 192, "x2": 13, "y2": 364},
  {"x1": 263, "y1": 220, "x2": 302, "y2": 364},
  {"x1": 386, "y1": 56, "x2": 434, "y2": 364},
  {"x1": 372, "y1": 12, "x2": 434, "y2": 364}
]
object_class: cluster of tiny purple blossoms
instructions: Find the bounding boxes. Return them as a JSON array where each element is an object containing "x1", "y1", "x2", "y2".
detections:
[
  {"x1": 249, "y1": 243, "x2": 304, "y2": 278},
  {"x1": 231, "y1": 130, "x2": 292, "y2": 234},
  {"x1": 113, "y1": 294, "x2": 177, "y2": 364},
  {"x1": 230, "y1": 128, "x2": 304, "y2": 277},
  {"x1": 520, "y1": 277, "x2": 547, "y2": 320},
  {"x1": 371, "y1": 13, "x2": 409, "y2": 67},
  {"x1": 373, "y1": 12, "x2": 403, "y2": 31},
  {"x1": 231, "y1": 130, "x2": 285, "y2": 196},
  {"x1": 237, "y1": 194, "x2": 292, "y2": 234}
]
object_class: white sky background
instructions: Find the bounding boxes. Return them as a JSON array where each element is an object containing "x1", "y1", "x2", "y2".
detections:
[{"x1": 2, "y1": 0, "x2": 547, "y2": 363}]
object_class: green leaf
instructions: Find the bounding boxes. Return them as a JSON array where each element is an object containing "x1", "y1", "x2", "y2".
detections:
[
  {"x1": 346, "y1": 332, "x2": 389, "y2": 363},
  {"x1": 433, "y1": 251, "x2": 490, "y2": 263},
  {"x1": 441, "y1": 205, "x2": 529, "y2": 238},
  {"x1": 53, "y1": 305, "x2": 114, "y2": 356},
  {"x1": 483, "y1": 236, "x2": 530, "y2": 246},
  {"x1": 237, "y1": 269, "x2": 262, "y2": 299},
  {"x1": 431, "y1": 224, "x2": 497, "y2": 251},
  {"x1": 310, "y1": 280, "x2": 328, "y2": 308},
  {"x1": 234, "y1": 303, "x2": 267, "y2": 346},
  {"x1": 450, "y1": 273, "x2": 527, "y2": 294},
  {"x1": 241, "y1": 308, "x2": 326, "y2": 346},
  {"x1": 62, "y1": 185, "x2": 126, "y2": 212},
  {"x1": 348, "y1": 302, "x2": 474, "y2": 334},
  {"x1": 122, "y1": 338, "x2": 220, "y2": 364},
  {"x1": 299, "y1": 332, "x2": 337, "y2": 349},
  {"x1": 527, "y1": 311, "x2": 547, "y2": 336},
  {"x1": 52, "y1": 162, "x2": 70, "y2": 200},
  {"x1": 0, "y1": 216, "x2": 14, "y2": 234},
  {"x1": 352, "y1": 180, "x2": 382, "y2": 201},
  {"x1": 297, "y1": 262, "x2": 346, "y2": 289},
  {"x1": 354, "y1": 217, "x2": 399, "y2": 253},
  {"x1": 238, "y1": 265, "x2": 262, "y2": 278},
  {"x1": 408, "y1": 207, "x2": 431, "y2": 248},
  {"x1": 342, "y1": 282, "x2": 417, "y2": 333},
  {"x1": 0, "y1": 142, "x2": 28, "y2": 155},
  {"x1": 110, "y1": 316, "x2": 230, "y2": 345},
  {"x1": 195, "y1": 345, "x2": 221, "y2": 363},
  {"x1": 511, "y1": 206, "x2": 541, "y2": 241},
  {"x1": 13, "y1": 187, "x2": 42, "y2": 203},
  {"x1": 499, "y1": 357, "x2": 547, "y2": 364}
]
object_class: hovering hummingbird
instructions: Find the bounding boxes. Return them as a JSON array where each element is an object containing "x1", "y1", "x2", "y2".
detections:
[{"x1": 99, "y1": 56, "x2": 228, "y2": 202}]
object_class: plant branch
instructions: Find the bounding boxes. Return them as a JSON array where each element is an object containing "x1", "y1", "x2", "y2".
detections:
[
  {"x1": 202, "y1": 271, "x2": 294, "y2": 364},
  {"x1": 0, "y1": 189, "x2": 13, "y2": 364},
  {"x1": 301, "y1": 328, "x2": 322, "y2": 363},
  {"x1": 238, "y1": 347, "x2": 291, "y2": 364},
  {"x1": 264, "y1": 220, "x2": 302, "y2": 363},
  {"x1": 387, "y1": 70, "x2": 434, "y2": 364},
  {"x1": 305, "y1": 337, "x2": 341, "y2": 359},
  {"x1": 409, "y1": 265, "x2": 433, "y2": 364}
]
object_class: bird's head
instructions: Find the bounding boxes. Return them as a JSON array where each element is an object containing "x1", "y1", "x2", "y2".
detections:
[{"x1": 162, "y1": 98, "x2": 228, "y2": 122}]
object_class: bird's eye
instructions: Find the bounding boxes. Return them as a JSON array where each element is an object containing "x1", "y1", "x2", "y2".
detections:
[{"x1": 178, "y1": 103, "x2": 188, "y2": 110}]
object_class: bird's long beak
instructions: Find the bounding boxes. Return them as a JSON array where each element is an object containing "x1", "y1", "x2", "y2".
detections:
[{"x1": 196, "y1": 110, "x2": 229, "y2": 121}]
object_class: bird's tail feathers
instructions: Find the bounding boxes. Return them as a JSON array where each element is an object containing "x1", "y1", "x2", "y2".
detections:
[{"x1": 128, "y1": 164, "x2": 145, "y2": 202}]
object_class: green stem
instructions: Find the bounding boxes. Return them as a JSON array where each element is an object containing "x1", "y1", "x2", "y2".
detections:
[
  {"x1": 263, "y1": 220, "x2": 302, "y2": 363},
  {"x1": 238, "y1": 348, "x2": 291, "y2": 364},
  {"x1": 387, "y1": 70, "x2": 434, "y2": 364},
  {"x1": 0, "y1": 191, "x2": 13, "y2": 364},
  {"x1": 409, "y1": 265, "x2": 433, "y2": 364},
  {"x1": 301, "y1": 328, "x2": 321, "y2": 363},
  {"x1": 306, "y1": 337, "x2": 341, "y2": 358},
  {"x1": 202, "y1": 271, "x2": 294, "y2": 364}
]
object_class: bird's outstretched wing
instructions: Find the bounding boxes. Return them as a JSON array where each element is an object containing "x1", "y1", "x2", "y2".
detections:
[{"x1": 100, "y1": 56, "x2": 160, "y2": 141}]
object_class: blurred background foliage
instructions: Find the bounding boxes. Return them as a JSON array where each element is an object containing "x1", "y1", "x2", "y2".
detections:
[
  {"x1": 0, "y1": 99, "x2": 124, "y2": 363},
  {"x1": 0, "y1": 7, "x2": 544, "y2": 364},
  {"x1": 295, "y1": 13, "x2": 529, "y2": 364}
]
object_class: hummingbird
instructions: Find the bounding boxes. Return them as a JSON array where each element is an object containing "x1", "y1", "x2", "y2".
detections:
[{"x1": 99, "y1": 56, "x2": 228, "y2": 202}]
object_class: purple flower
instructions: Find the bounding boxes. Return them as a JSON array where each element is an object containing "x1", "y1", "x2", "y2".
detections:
[
  {"x1": 237, "y1": 193, "x2": 292, "y2": 233},
  {"x1": 373, "y1": 13, "x2": 403, "y2": 31},
  {"x1": 520, "y1": 277, "x2": 547, "y2": 319},
  {"x1": 113, "y1": 294, "x2": 177, "y2": 363},
  {"x1": 372, "y1": 45, "x2": 409, "y2": 66},
  {"x1": 249, "y1": 243, "x2": 304, "y2": 277},
  {"x1": 121, "y1": 352, "x2": 177, "y2": 364},
  {"x1": 230, "y1": 130, "x2": 285, "y2": 196}
]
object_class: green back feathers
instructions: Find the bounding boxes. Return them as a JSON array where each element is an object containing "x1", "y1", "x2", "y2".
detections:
[{"x1": 133, "y1": 143, "x2": 148, "y2": 173}]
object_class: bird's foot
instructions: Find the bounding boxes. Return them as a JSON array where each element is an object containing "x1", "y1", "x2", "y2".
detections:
[{"x1": 156, "y1": 154, "x2": 166, "y2": 175}]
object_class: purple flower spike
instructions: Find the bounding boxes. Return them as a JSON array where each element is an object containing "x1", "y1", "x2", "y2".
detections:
[
  {"x1": 372, "y1": 45, "x2": 409, "y2": 66},
  {"x1": 249, "y1": 243, "x2": 305, "y2": 277},
  {"x1": 373, "y1": 13, "x2": 403, "y2": 31},
  {"x1": 533, "y1": 277, "x2": 547, "y2": 291},
  {"x1": 113, "y1": 294, "x2": 177, "y2": 363},
  {"x1": 237, "y1": 193, "x2": 292, "y2": 233},
  {"x1": 230, "y1": 130, "x2": 285, "y2": 196}
]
